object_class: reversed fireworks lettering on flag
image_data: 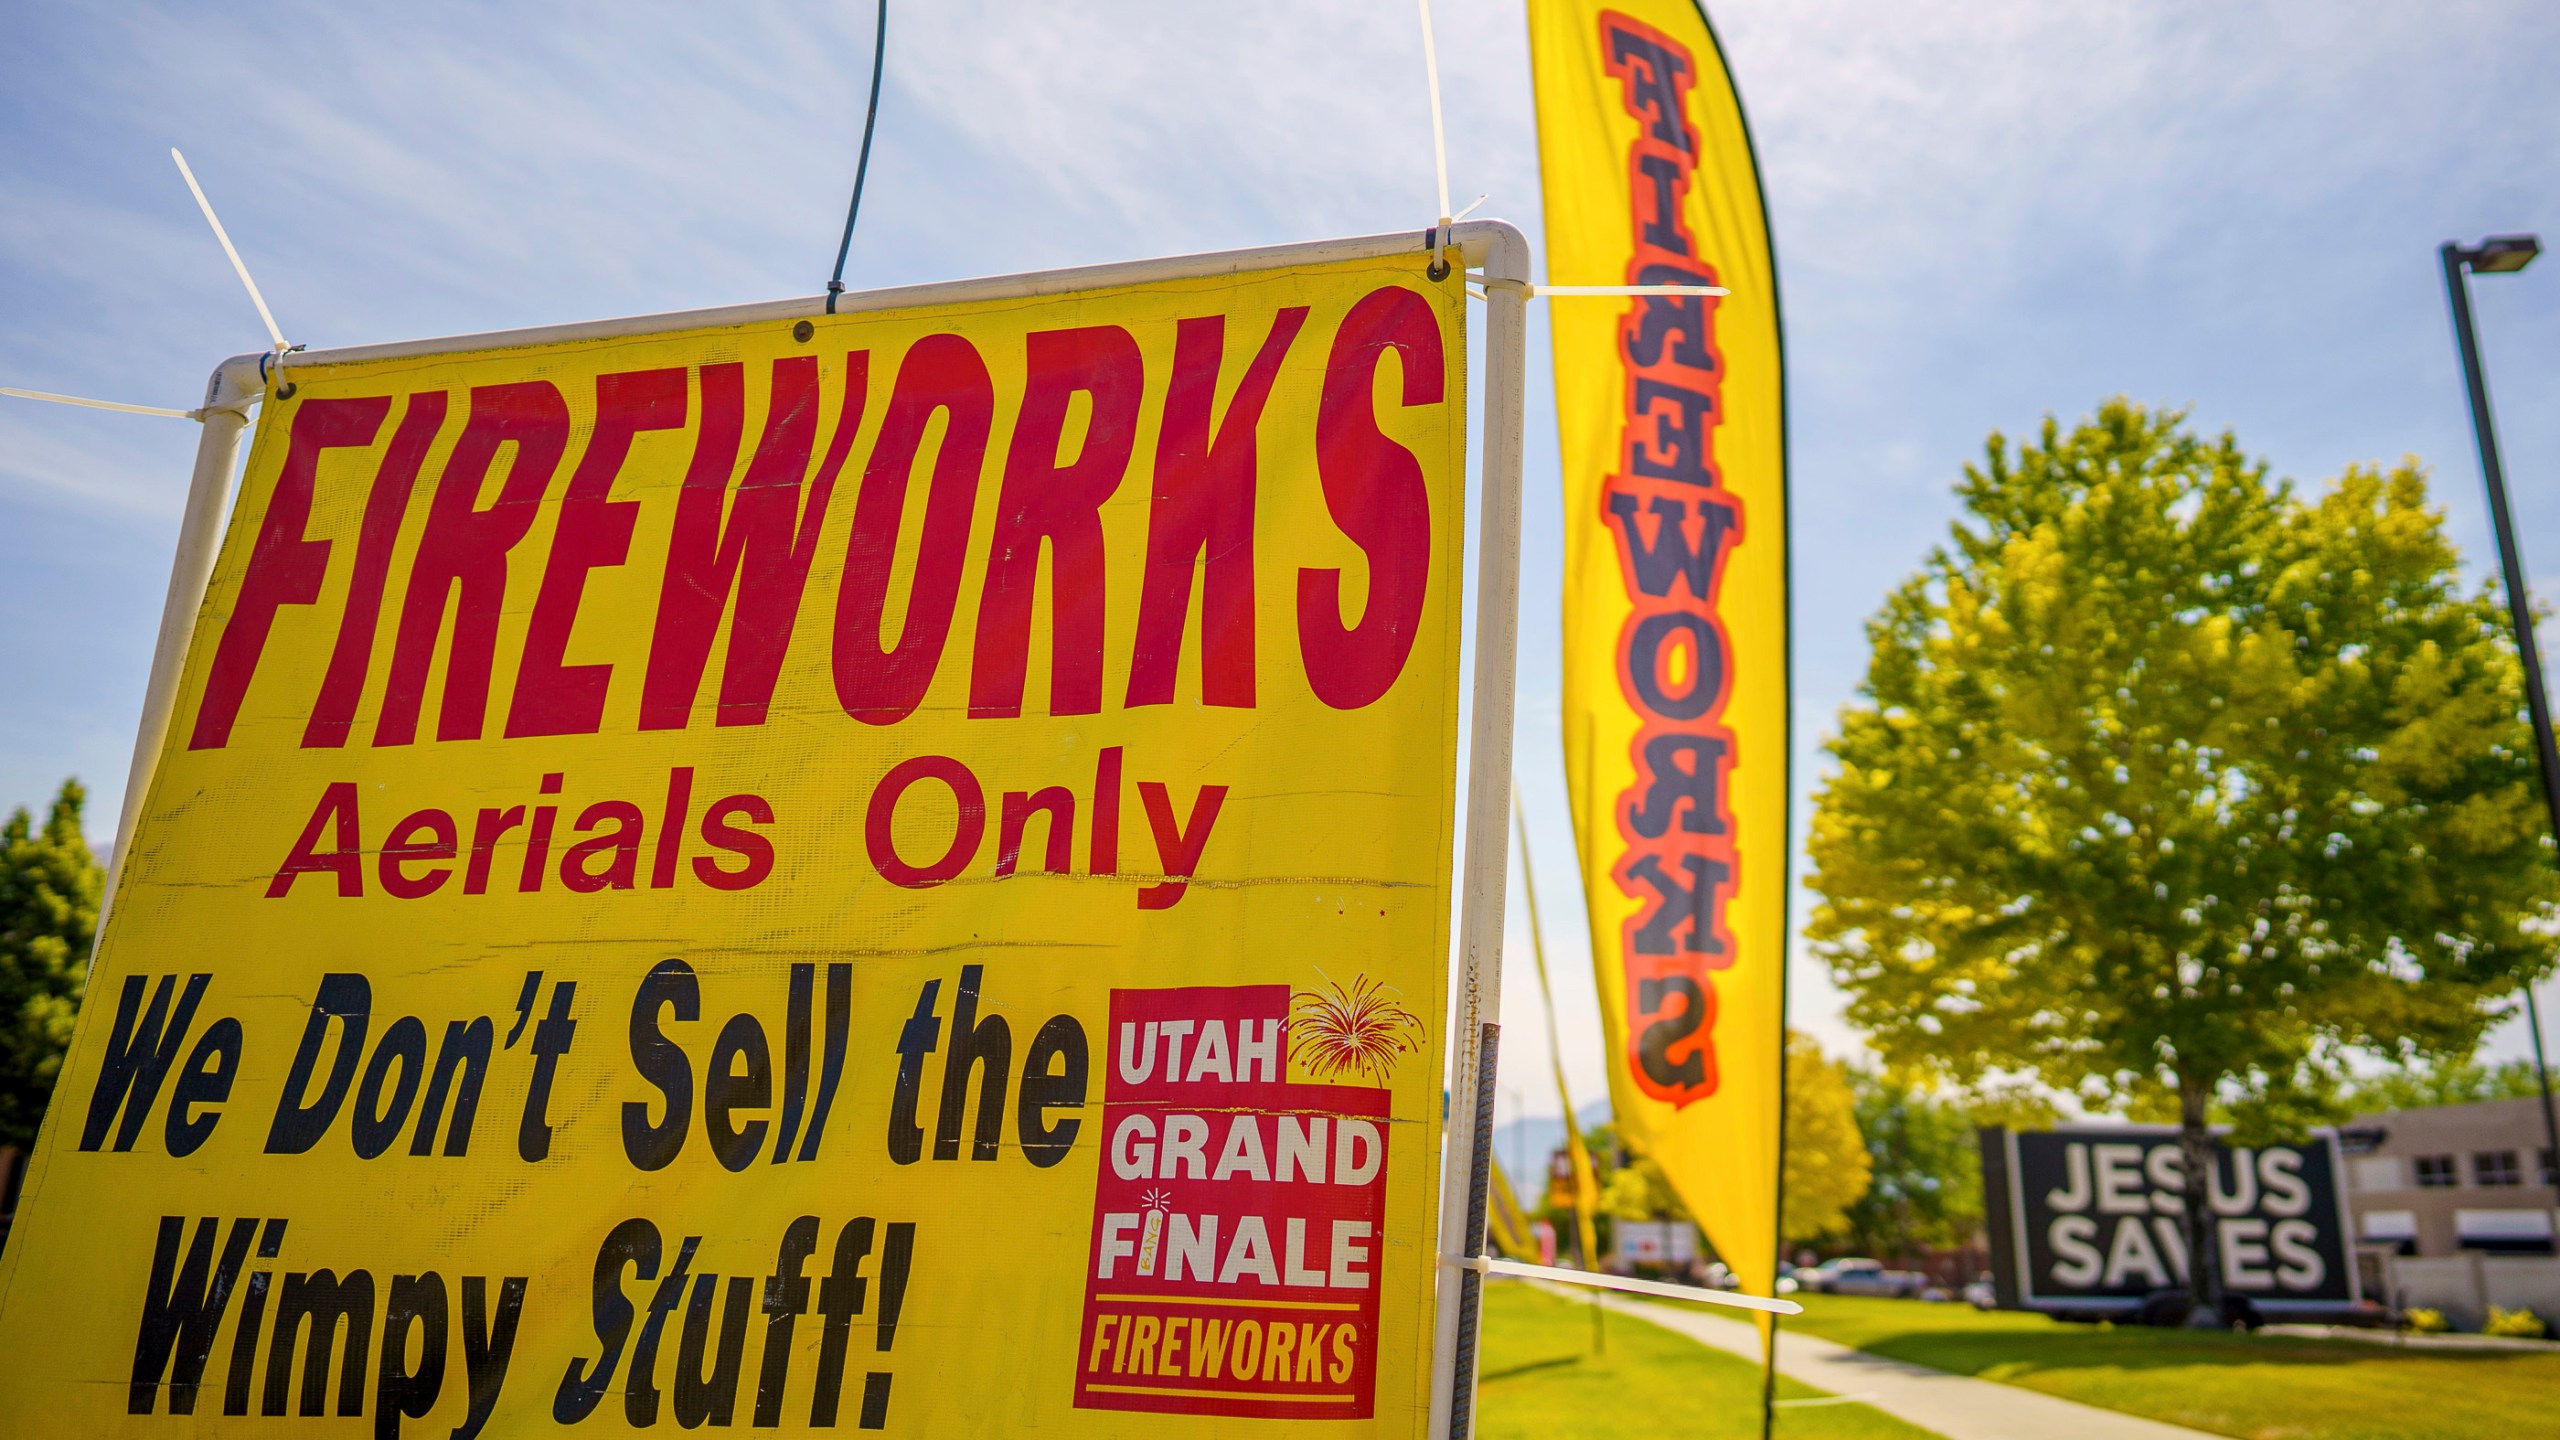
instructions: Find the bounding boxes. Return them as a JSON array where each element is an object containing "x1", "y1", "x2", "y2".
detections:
[
  {"x1": 1532, "y1": 0, "x2": 1791, "y2": 1321},
  {"x1": 1595, "y1": 12, "x2": 1745, "y2": 1107}
]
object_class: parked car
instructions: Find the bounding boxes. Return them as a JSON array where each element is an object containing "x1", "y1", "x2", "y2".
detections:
[
  {"x1": 1962, "y1": 1275, "x2": 1998, "y2": 1310},
  {"x1": 1800, "y1": 1256, "x2": 1928, "y2": 1299},
  {"x1": 1702, "y1": 1262, "x2": 1799, "y2": 1295}
]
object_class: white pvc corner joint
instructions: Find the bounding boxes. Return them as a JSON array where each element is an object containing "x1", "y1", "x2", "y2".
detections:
[{"x1": 205, "y1": 353, "x2": 271, "y2": 418}]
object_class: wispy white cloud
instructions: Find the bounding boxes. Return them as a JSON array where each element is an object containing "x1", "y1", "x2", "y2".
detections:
[
  {"x1": 8, "y1": 0, "x2": 2560, "y2": 1084},
  {"x1": 0, "y1": 403, "x2": 202, "y2": 517}
]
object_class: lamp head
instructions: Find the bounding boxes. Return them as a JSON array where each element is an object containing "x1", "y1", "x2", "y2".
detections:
[{"x1": 2458, "y1": 234, "x2": 2542, "y2": 274}]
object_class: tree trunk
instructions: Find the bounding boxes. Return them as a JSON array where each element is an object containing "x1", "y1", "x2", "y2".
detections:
[{"x1": 2177, "y1": 1078, "x2": 2224, "y2": 1327}]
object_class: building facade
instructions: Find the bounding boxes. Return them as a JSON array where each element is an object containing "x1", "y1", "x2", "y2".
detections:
[{"x1": 2342, "y1": 1095, "x2": 2559, "y2": 1260}]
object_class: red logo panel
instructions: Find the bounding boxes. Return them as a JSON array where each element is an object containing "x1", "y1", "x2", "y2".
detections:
[{"x1": 1073, "y1": 985, "x2": 1388, "y2": 1419}]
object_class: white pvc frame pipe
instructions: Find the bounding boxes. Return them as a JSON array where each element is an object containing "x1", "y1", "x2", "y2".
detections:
[
  {"x1": 1426, "y1": 223, "x2": 1526, "y2": 1439},
  {"x1": 116, "y1": 223, "x2": 1532, "y2": 1435},
  {"x1": 96, "y1": 367, "x2": 258, "y2": 930}
]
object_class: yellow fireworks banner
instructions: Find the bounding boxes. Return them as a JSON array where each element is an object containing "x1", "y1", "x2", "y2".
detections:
[
  {"x1": 1527, "y1": 0, "x2": 1790, "y2": 1321},
  {"x1": 0, "y1": 252, "x2": 1472, "y2": 1435}
]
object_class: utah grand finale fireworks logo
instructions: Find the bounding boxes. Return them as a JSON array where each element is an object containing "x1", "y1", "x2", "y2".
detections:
[{"x1": 1077, "y1": 979, "x2": 1415, "y2": 1419}]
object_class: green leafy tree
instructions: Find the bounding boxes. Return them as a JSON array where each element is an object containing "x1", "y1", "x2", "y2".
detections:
[
  {"x1": 1594, "y1": 1032, "x2": 1872, "y2": 1245},
  {"x1": 0, "y1": 780, "x2": 103, "y2": 1153},
  {"x1": 1808, "y1": 402, "x2": 2558, "y2": 1317},
  {"x1": 1779, "y1": 1032, "x2": 1873, "y2": 1242},
  {"x1": 1597, "y1": 1145, "x2": 1681, "y2": 1224},
  {"x1": 1838, "y1": 1070, "x2": 1984, "y2": 1257},
  {"x1": 2339, "y1": 1057, "x2": 2547, "y2": 1115}
]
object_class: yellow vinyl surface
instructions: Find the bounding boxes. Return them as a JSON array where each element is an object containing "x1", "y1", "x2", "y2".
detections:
[{"x1": 0, "y1": 253, "x2": 1470, "y2": 1436}]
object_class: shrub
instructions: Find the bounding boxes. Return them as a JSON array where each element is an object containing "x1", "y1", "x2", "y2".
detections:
[
  {"x1": 2403, "y1": 1307, "x2": 2451, "y2": 1334},
  {"x1": 0, "y1": 780, "x2": 100, "y2": 1152},
  {"x1": 2484, "y1": 1307, "x2": 2549, "y2": 1340}
]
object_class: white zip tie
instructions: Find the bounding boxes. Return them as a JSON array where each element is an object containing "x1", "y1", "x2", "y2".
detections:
[
  {"x1": 171, "y1": 148, "x2": 289, "y2": 358},
  {"x1": 1451, "y1": 1254, "x2": 1802, "y2": 1315},
  {"x1": 0, "y1": 386, "x2": 198, "y2": 421},
  {"x1": 1463, "y1": 278, "x2": 1731, "y2": 303},
  {"x1": 1539, "y1": 283, "x2": 1730, "y2": 297},
  {"x1": 1416, "y1": 0, "x2": 1452, "y2": 276}
]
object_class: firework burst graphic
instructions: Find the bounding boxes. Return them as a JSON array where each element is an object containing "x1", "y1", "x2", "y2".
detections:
[{"x1": 1289, "y1": 973, "x2": 1421, "y2": 1082}]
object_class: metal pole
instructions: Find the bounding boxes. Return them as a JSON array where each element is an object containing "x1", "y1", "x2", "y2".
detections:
[
  {"x1": 2530, "y1": 990, "x2": 2560, "y2": 1199},
  {"x1": 1762, "y1": 1048, "x2": 1787, "y2": 1440},
  {"x1": 1446, "y1": 1024, "x2": 1501, "y2": 1440},
  {"x1": 2441, "y1": 241, "x2": 2560, "y2": 1232}
]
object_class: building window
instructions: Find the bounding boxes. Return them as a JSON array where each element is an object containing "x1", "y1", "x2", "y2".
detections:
[
  {"x1": 2360, "y1": 1209, "x2": 2419, "y2": 1256},
  {"x1": 2475, "y1": 1151, "x2": 2522, "y2": 1187},
  {"x1": 2457, "y1": 1208, "x2": 2557, "y2": 1254},
  {"x1": 2414, "y1": 1155, "x2": 2458, "y2": 1188}
]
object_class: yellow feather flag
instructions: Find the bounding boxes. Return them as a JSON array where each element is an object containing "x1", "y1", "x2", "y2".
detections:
[
  {"x1": 1516, "y1": 796, "x2": 1603, "y2": 1272},
  {"x1": 1527, "y1": 0, "x2": 1790, "y2": 1332},
  {"x1": 1487, "y1": 1159, "x2": 1543, "y2": 1263}
]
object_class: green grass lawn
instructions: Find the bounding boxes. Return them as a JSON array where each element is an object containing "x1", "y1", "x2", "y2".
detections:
[
  {"x1": 1776, "y1": 1293, "x2": 2560, "y2": 1440},
  {"x1": 1475, "y1": 1283, "x2": 1936, "y2": 1440}
]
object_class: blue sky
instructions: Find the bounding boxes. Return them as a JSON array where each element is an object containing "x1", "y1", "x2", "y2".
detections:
[{"x1": 6, "y1": 1, "x2": 2560, "y2": 1130}]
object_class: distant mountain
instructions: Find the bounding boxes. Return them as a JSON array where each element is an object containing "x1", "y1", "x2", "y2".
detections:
[{"x1": 1487, "y1": 1099, "x2": 1613, "y2": 1186}]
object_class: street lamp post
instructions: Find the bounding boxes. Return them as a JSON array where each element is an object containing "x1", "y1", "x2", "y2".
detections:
[{"x1": 2441, "y1": 233, "x2": 2560, "y2": 1227}]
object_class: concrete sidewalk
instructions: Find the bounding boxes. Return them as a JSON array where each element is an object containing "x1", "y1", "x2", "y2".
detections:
[{"x1": 1561, "y1": 1286, "x2": 2223, "y2": 1440}]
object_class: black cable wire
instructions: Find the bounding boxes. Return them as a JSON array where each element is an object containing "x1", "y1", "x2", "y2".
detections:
[{"x1": 826, "y1": 0, "x2": 889, "y2": 315}]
